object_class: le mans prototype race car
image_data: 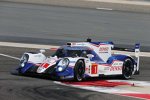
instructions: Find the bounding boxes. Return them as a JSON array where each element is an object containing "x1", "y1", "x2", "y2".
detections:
[{"x1": 17, "y1": 39, "x2": 140, "y2": 81}]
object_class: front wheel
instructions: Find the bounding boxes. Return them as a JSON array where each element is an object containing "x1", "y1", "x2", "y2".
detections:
[
  {"x1": 122, "y1": 58, "x2": 134, "y2": 79},
  {"x1": 74, "y1": 60, "x2": 85, "y2": 81}
]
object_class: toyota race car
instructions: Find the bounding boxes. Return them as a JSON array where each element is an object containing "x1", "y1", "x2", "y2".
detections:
[{"x1": 16, "y1": 39, "x2": 140, "y2": 81}]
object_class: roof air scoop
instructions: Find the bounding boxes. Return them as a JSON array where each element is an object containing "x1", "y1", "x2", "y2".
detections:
[{"x1": 87, "y1": 38, "x2": 92, "y2": 42}]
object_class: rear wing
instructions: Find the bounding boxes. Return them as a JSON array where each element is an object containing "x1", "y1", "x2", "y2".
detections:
[{"x1": 134, "y1": 43, "x2": 140, "y2": 74}]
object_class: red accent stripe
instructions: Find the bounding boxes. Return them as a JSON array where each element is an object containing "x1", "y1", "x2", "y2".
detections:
[
  {"x1": 50, "y1": 48, "x2": 58, "y2": 51},
  {"x1": 63, "y1": 80, "x2": 132, "y2": 87},
  {"x1": 120, "y1": 93, "x2": 150, "y2": 99},
  {"x1": 43, "y1": 63, "x2": 49, "y2": 68}
]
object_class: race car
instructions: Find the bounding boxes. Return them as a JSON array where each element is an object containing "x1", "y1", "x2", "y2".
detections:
[{"x1": 17, "y1": 39, "x2": 140, "y2": 81}]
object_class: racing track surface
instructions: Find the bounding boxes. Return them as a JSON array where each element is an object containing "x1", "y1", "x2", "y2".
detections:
[
  {"x1": 0, "y1": 1, "x2": 150, "y2": 100},
  {"x1": 0, "y1": 2, "x2": 150, "y2": 51},
  {"x1": 1, "y1": 46, "x2": 150, "y2": 100}
]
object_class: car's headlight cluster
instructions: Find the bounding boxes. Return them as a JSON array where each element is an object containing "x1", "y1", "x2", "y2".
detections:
[
  {"x1": 57, "y1": 58, "x2": 69, "y2": 72},
  {"x1": 20, "y1": 54, "x2": 28, "y2": 67}
]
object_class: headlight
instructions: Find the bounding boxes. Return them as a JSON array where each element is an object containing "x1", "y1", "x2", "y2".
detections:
[
  {"x1": 57, "y1": 58, "x2": 69, "y2": 72},
  {"x1": 20, "y1": 54, "x2": 28, "y2": 67}
]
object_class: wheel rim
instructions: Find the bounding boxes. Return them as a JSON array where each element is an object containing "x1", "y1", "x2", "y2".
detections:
[
  {"x1": 123, "y1": 59, "x2": 133, "y2": 78},
  {"x1": 78, "y1": 62, "x2": 84, "y2": 76},
  {"x1": 76, "y1": 61, "x2": 85, "y2": 81}
]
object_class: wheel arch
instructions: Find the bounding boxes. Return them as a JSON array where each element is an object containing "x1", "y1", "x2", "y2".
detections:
[
  {"x1": 107, "y1": 54, "x2": 135, "y2": 64},
  {"x1": 74, "y1": 59, "x2": 86, "y2": 81},
  {"x1": 77, "y1": 59, "x2": 85, "y2": 64}
]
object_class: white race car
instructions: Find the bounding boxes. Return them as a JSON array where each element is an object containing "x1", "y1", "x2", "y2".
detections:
[{"x1": 17, "y1": 39, "x2": 140, "y2": 81}]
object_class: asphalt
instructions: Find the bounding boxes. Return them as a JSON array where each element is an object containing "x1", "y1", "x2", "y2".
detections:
[
  {"x1": 0, "y1": 2, "x2": 150, "y2": 51},
  {"x1": 0, "y1": 46, "x2": 144, "y2": 100},
  {"x1": 0, "y1": 2, "x2": 150, "y2": 100},
  {"x1": 1, "y1": 0, "x2": 150, "y2": 13},
  {"x1": 1, "y1": 46, "x2": 150, "y2": 100}
]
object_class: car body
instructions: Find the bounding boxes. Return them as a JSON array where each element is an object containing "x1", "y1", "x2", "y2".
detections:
[{"x1": 17, "y1": 39, "x2": 140, "y2": 81}]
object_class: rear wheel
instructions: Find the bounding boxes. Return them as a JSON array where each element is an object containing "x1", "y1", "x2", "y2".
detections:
[
  {"x1": 122, "y1": 58, "x2": 134, "y2": 79},
  {"x1": 74, "y1": 60, "x2": 85, "y2": 81}
]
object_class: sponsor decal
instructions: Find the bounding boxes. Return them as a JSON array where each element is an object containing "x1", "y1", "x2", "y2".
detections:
[
  {"x1": 91, "y1": 64, "x2": 98, "y2": 74},
  {"x1": 110, "y1": 66, "x2": 122, "y2": 71},
  {"x1": 99, "y1": 47, "x2": 109, "y2": 53},
  {"x1": 112, "y1": 61, "x2": 123, "y2": 67},
  {"x1": 110, "y1": 61, "x2": 123, "y2": 71}
]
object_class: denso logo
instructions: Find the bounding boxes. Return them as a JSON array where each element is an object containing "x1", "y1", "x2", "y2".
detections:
[
  {"x1": 110, "y1": 61, "x2": 123, "y2": 71},
  {"x1": 110, "y1": 66, "x2": 122, "y2": 71},
  {"x1": 99, "y1": 47, "x2": 109, "y2": 53}
]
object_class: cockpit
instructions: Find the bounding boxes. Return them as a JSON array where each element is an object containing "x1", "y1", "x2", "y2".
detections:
[{"x1": 52, "y1": 46, "x2": 104, "y2": 62}]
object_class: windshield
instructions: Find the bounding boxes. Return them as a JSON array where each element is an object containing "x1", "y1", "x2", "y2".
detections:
[
  {"x1": 52, "y1": 46, "x2": 103, "y2": 62},
  {"x1": 53, "y1": 49, "x2": 91, "y2": 58}
]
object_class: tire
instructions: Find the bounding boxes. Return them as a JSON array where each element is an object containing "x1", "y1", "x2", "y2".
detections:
[
  {"x1": 122, "y1": 58, "x2": 134, "y2": 79},
  {"x1": 74, "y1": 60, "x2": 85, "y2": 81}
]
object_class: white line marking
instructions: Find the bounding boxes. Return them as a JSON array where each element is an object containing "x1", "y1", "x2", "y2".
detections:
[
  {"x1": 96, "y1": 7, "x2": 113, "y2": 10},
  {"x1": 0, "y1": 41, "x2": 150, "y2": 57},
  {"x1": 0, "y1": 41, "x2": 59, "y2": 49},
  {"x1": 0, "y1": 53, "x2": 20, "y2": 60}
]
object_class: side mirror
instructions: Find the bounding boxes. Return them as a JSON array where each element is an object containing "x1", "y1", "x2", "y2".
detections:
[
  {"x1": 87, "y1": 54, "x2": 94, "y2": 59},
  {"x1": 40, "y1": 49, "x2": 46, "y2": 53}
]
